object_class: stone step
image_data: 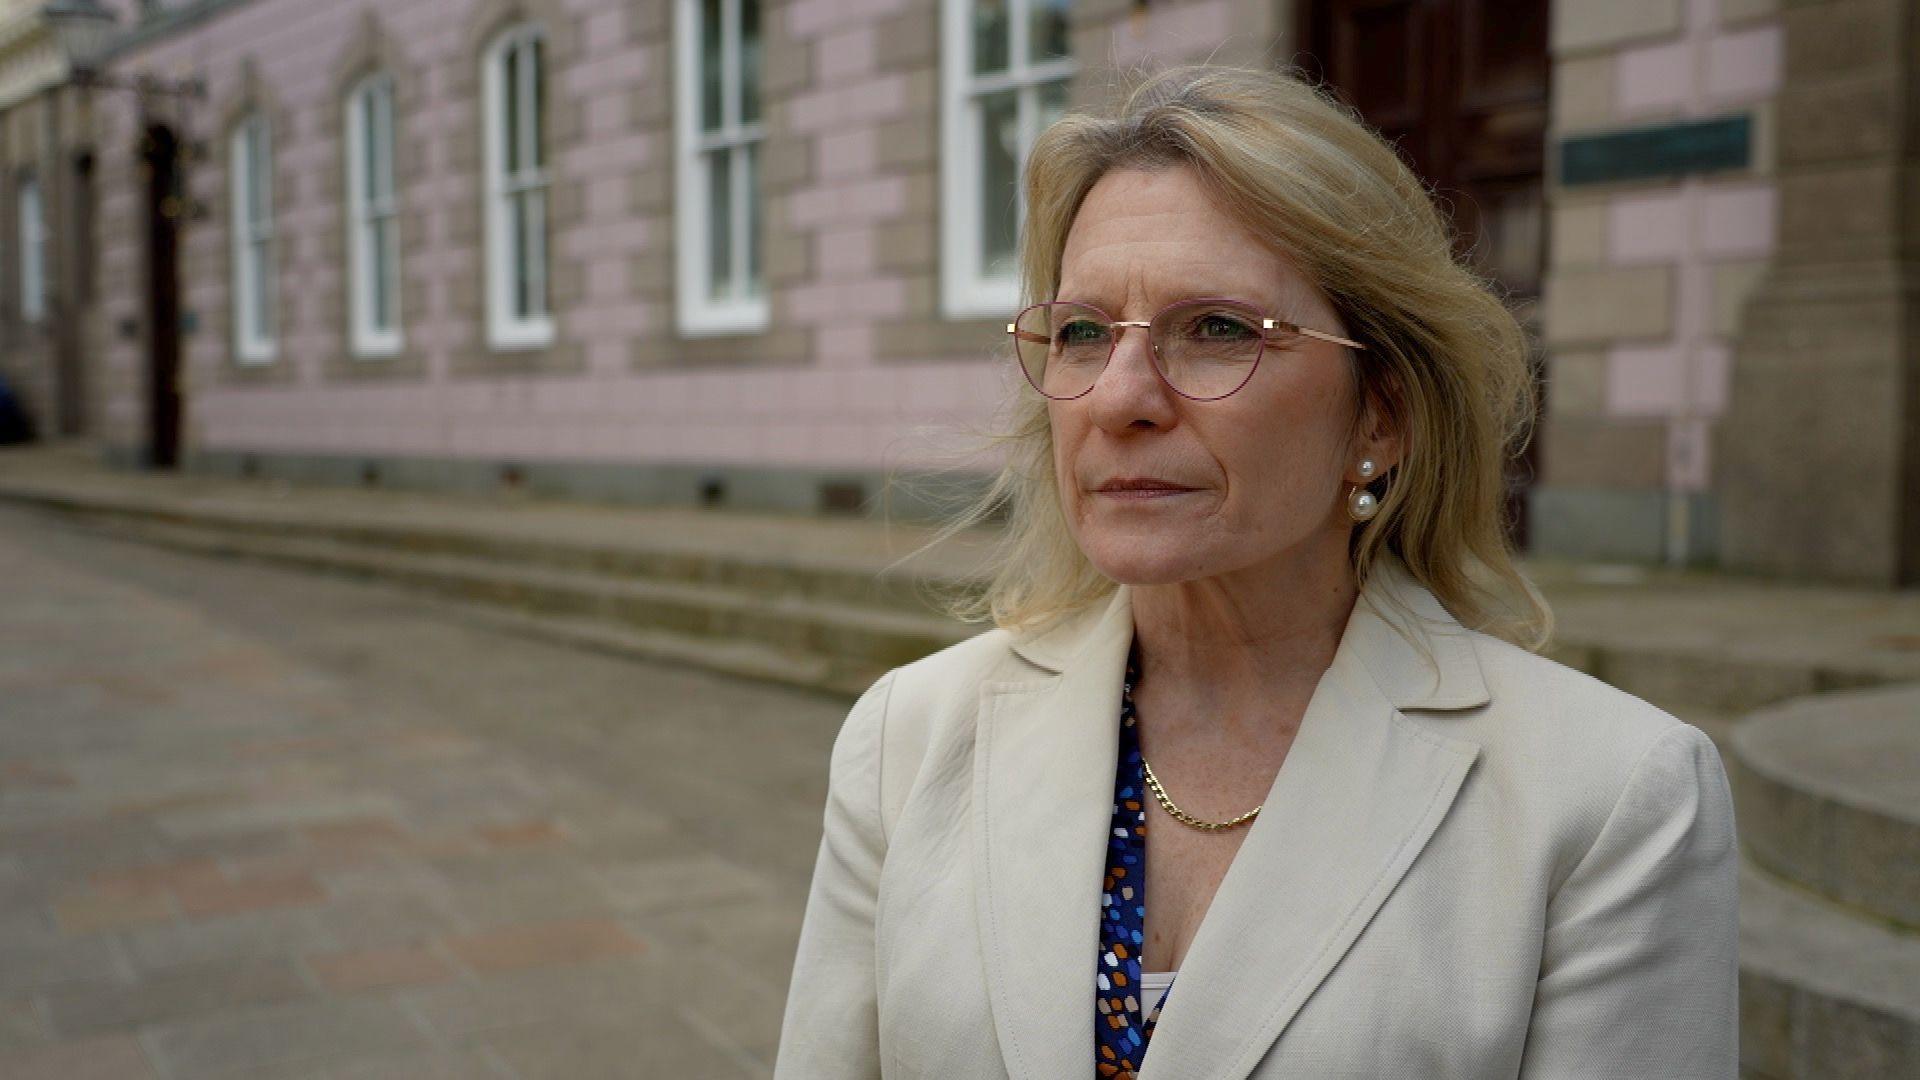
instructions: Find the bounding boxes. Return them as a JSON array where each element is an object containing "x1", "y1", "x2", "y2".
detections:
[
  {"x1": 57, "y1": 512, "x2": 976, "y2": 697},
  {"x1": 409, "y1": 594, "x2": 885, "y2": 700},
  {"x1": 1542, "y1": 636, "x2": 1900, "y2": 717},
  {"x1": 1728, "y1": 684, "x2": 1920, "y2": 930},
  {"x1": 2, "y1": 483, "x2": 987, "y2": 618},
  {"x1": 11, "y1": 482, "x2": 1915, "y2": 717},
  {"x1": 1738, "y1": 856, "x2": 1920, "y2": 1079}
]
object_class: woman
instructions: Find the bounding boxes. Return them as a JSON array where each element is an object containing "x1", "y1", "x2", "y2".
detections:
[{"x1": 774, "y1": 64, "x2": 1739, "y2": 1080}]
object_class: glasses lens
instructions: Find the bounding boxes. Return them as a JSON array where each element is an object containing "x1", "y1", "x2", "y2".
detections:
[
  {"x1": 1150, "y1": 300, "x2": 1265, "y2": 399},
  {"x1": 1014, "y1": 302, "x2": 1111, "y2": 398}
]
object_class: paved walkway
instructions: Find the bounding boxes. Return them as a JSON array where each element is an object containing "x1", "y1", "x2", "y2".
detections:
[
  {"x1": 0, "y1": 502, "x2": 845, "y2": 1079},
  {"x1": 4, "y1": 442, "x2": 1920, "y2": 1077}
]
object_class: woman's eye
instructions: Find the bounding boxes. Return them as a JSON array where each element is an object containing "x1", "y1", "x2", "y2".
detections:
[
  {"x1": 1057, "y1": 320, "x2": 1105, "y2": 344},
  {"x1": 1192, "y1": 314, "x2": 1256, "y2": 339}
]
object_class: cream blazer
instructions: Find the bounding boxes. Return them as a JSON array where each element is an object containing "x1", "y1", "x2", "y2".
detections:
[{"x1": 773, "y1": 555, "x2": 1740, "y2": 1079}]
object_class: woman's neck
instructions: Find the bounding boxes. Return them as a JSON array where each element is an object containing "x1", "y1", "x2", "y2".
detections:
[{"x1": 1127, "y1": 552, "x2": 1358, "y2": 740}]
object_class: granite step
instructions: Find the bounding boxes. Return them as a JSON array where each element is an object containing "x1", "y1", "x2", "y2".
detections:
[
  {"x1": 0, "y1": 481, "x2": 989, "y2": 618},
  {"x1": 1728, "y1": 683, "x2": 1920, "y2": 931},
  {"x1": 50, "y1": 511, "x2": 975, "y2": 696},
  {"x1": 1737, "y1": 856, "x2": 1920, "y2": 1078},
  {"x1": 10, "y1": 481, "x2": 1918, "y2": 717}
]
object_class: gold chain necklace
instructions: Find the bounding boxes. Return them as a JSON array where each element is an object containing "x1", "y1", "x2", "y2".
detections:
[
  {"x1": 1127, "y1": 652, "x2": 1261, "y2": 832},
  {"x1": 1139, "y1": 755, "x2": 1262, "y2": 831}
]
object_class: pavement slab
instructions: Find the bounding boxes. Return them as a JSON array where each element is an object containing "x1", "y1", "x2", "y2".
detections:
[{"x1": 0, "y1": 503, "x2": 835, "y2": 1076}]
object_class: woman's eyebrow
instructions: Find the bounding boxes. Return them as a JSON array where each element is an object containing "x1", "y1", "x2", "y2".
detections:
[{"x1": 1055, "y1": 289, "x2": 1272, "y2": 308}]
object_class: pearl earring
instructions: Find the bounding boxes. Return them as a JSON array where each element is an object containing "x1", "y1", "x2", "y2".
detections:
[
  {"x1": 1348, "y1": 459, "x2": 1382, "y2": 523},
  {"x1": 1347, "y1": 485, "x2": 1380, "y2": 522}
]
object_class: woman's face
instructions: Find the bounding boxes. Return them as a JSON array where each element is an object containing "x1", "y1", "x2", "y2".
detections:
[{"x1": 1049, "y1": 165, "x2": 1393, "y2": 588}]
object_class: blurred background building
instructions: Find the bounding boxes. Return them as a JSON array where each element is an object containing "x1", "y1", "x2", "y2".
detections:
[{"x1": 0, "y1": 0, "x2": 1911, "y2": 584}]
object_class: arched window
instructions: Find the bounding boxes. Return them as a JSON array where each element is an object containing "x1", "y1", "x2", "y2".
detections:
[
  {"x1": 346, "y1": 72, "x2": 401, "y2": 355},
  {"x1": 483, "y1": 24, "x2": 551, "y2": 349},
  {"x1": 17, "y1": 174, "x2": 45, "y2": 323},
  {"x1": 674, "y1": 0, "x2": 765, "y2": 335},
  {"x1": 230, "y1": 112, "x2": 276, "y2": 363},
  {"x1": 940, "y1": 0, "x2": 1073, "y2": 318}
]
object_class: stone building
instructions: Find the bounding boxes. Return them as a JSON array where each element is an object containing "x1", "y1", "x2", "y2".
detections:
[
  {"x1": 0, "y1": 0, "x2": 124, "y2": 441},
  {"x1": 0, "y1": 0, "x2": 1911, "y2": 583}
]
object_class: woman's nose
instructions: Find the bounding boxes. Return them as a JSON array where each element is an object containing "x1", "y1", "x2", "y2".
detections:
[{"x1": 1087, "y1": 324, "x2": 1178, "y2": 427}]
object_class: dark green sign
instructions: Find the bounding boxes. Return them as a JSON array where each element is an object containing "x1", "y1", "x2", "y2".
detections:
[{"x1": 1559, "y1": 114, "x2": 1752, "y2": 186}]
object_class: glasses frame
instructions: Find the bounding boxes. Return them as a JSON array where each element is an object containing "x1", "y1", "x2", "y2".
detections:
[{"x1": 1007, "y1": 295, "x2": 1368, "y2": 402}]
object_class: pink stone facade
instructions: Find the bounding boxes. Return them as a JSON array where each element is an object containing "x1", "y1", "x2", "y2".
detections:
[
  {"x1": 1542, "y1": 0, "x2": 1784, "y2": 552},
  {"x1": 84, "y1": 0, "x2": 1282, "y2": 491},
  {"x1": 37, "y1": 0, "x2": 1787, "y2": 560}
]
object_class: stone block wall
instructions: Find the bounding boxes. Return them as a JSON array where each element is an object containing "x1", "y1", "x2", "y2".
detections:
[{"x1": 1535, "y1": 0, "x2": 1783, "y2": 563}]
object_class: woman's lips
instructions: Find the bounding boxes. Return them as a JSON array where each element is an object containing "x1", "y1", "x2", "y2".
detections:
[{"x1": 1096, "y1": 488, "x2": 1196, "y2": 500}]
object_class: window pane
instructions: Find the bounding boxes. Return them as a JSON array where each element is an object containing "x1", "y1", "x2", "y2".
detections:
[
  {"x1": 972, "y1": 0, "x2": 1009, "y2": 76},
  {"x1": 527, "y1": 186, "x2": 548, "y2": 316},
  {"x1": 248, "y1": 122, "x2": 270, "y2": 227},
  {"x1": 741, "y1": 0, "x2": 762, "y2": 126},
  {"x1": 253, "y1": 238, "x2": 275, "y2": 339},
  {"x1": 374, "y1": 81, "x2": 395, "y2": 201},
  {"x1": 701, "y1": 0, "x2": 723, "y2": 132},
  {"x1": 1029, "y1": 0, "x2": 1071, "y2": 64},
  {"x1": 707, "y1": 148, "x2": 731, "y2": 299},
  {"x1": 360, "y1": 90, "x2": 379, "y2": 205},
  {"x1": 503, "y1": 46, "x2": 521, "y2": 174},
  {"x1": 528, "y1": 37, "x2": 545, "y2": 171},
  {"x1": 1038, "y1": 77, "x2": 1069, "y2": 134},
  {"x1": 979, "y1": 89, "x2": 1019, "y2": 276},
  {"x1": 508, "y1": 192, "x2": 525, "y2": 317},
  {"x1": 514, "y1": 188, "x2": 537, "y2": 315},
  {"x1": 371, "y1": 217, "x2": 392, "y2": 332},
  {"x1": 745, "y1": 140, "x2": 761, "y2": 293},
  {"x1": 385, "y1": 214, "x2": 403, "y2": 329},
  {"x1": 20, "y1": 180, "x2": 42, "y2": 318}
]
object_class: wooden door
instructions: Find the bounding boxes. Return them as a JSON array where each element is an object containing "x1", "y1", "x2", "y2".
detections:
[
  {"x1": 1296, "y1": 0, "x2": 1548, "y2": 546},
  {"x1": 142, "y1": 123, "x2": 182, "y2": 469}
]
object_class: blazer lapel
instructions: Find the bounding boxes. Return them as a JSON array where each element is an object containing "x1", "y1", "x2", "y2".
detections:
[
  {"x1": 974, "y1": 557, "x2": 1489, "y2": 1080},
  {"x1": 973, "y1": 585, "x2": 1135, "y2": 1080},
  {"x1": 1133, "y1": 578, "x2": 1485, "y2": 1080}
]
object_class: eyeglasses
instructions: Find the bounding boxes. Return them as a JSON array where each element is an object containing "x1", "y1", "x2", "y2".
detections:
[{"x1": 1007, "y1": 297, "x2": 1366, "y2": 401}]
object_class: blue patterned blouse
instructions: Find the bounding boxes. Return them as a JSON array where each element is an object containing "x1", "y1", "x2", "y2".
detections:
[{"x1": 1096, "y1": 636, "x2": 1175, "y2": 1078}]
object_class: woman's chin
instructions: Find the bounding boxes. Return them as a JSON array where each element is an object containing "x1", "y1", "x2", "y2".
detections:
[{"x1": 1078, "y1": 536, "x2": 1217, "y2": 586}]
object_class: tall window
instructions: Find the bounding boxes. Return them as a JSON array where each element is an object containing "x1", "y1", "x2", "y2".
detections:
[
  {"x1": 17, "y1": 175, "x2": 45, "y2": 323},
  {"x1": 484, "y1": 25, "x2": 551, "y2": 349},
  {"x1": 940, "y1": 0, "x2": 1072, "y2": 317},
  {"x1": 674, "y1": 0, "x2": 765, "y2": 335},
  {"x1": 346, "y1": 73, "x2": 401, "y2": 355},
  {"x1": 230, "y1": 113, "x2": 276, "y2": 363}
]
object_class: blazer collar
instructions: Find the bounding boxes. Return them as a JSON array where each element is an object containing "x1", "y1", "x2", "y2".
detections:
[
  {"x1": 1006, "y1": 553, "x2": 1491, "y2": 711},
  {"x1": 975, "y1": 555, "x2": 1487, "y2": 1080}
]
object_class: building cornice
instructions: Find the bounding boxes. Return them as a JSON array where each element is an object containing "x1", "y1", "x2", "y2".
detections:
[{"x1": 96, "y1": 0, "x2": 256, "y2": 64}]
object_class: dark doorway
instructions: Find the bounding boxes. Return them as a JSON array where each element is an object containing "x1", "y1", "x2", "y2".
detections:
[
  {"x1": 1295, "y1": 0, "x2": 1549, "y2": 548},
  {"x1": 141, "y1": 123, "x2": 183, "y2": 468},
  {"x1": 55, "y1": 150, "x2": 96, "y2": 436}
]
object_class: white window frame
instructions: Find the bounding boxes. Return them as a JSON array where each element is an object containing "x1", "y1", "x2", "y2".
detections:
[
  {"x1": 673, "y1": 0, "x2": 767, "y2": 336},
  {"x1": 346, "y1": 72, "x2": 403, "y2": 357},
  {"x1": 18, "y1": 174, "x2": 45, "y2": 323},
  {"x1": 230, "y1": 113, "x2": 277, "y2": 364},
  {"x1": 940, "y1": 0, "x2": 1075, "y2": 319},
  {"x1": 482, "y1": 24, "x2": 554, "y2": 350}
]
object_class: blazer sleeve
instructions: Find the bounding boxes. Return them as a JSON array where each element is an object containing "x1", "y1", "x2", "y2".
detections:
[
  {"x1": 773, "y1": 669, "x2": 897, "y2": 1080},
  {"x1": 1518, "y1": 722, "x2": 1741, "y2": 1079}
]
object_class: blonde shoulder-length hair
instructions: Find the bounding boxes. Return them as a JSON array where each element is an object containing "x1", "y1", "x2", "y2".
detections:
[{"x1": 892, "y1": 63, "x2": 1552, "y2": 652}]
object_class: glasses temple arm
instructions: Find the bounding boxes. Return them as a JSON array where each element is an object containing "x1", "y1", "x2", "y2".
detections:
[{"x1": 1262, "y1": 320, "x2": 1367, "y2": 350}]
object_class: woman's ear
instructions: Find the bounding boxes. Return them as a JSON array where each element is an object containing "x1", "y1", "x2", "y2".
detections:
[{"x1": 1351, "y1": 370, "x2": 1406, "y2": 477}]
